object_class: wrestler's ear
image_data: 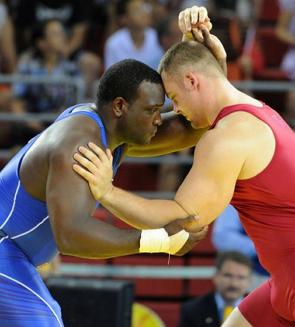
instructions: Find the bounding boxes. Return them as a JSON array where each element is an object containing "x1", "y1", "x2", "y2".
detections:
[
  {"x1": 183, "y1": 72, "x2": 199, "y2": 91},
  {"x1": 112, "y1": 97, "x2": 128, "y2": 117}
]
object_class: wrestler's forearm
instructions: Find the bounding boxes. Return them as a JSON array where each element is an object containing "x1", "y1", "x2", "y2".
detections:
[
  {"x1": 127, "y1": 115, "x2": 208, "y2": 157},
  {"x1": 100, "y1": 186, "x2": 189, "y2": 229},
  {"x1": 55, "y1": 214, "x2": 141, "y2": 259}
]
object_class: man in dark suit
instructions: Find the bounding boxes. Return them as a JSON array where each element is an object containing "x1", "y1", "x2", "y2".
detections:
[{"x1": 179, "y1": 251, "x2": 253, "y2": 327}]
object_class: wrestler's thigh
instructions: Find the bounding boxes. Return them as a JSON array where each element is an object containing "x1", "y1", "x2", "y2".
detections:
[
  {"x1": 0, "y1": 273, "x2": 63, "y2": 327},
  {"x1": 238, "y1": 280, "x2": 293, "y2": 327}
]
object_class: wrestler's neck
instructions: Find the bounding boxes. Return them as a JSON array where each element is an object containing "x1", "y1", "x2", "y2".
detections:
[
  {"x1": 207, "y1": 80, "x2": 262, "y2": 126},
  {"x1": 95, "y1": 109, "x2": 123, "y2": 151}
]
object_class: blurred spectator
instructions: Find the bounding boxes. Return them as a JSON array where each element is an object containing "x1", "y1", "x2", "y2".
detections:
[
  {"x1": 10, "y1": 0, "x2": 89, "y2": 57},
  {"x1": 180, "y1": 0, "x2": 215, "y2": 13},
  {"x1": 212, "y1": 205, "x2": 269, "y2": 291},
  {"x1": 0, "y1": 118, "x2": 40, "y2": 150},
  {"x1": 0, "y1": 1, "x2": 37, "y2": 152},
  {"x1": 276, "y1": 0, "x2": 295, "y2": 128},
  {"x1": 0, "y1": 0, "x2": 17, "y2": 112},
  {"x1": 238, "y1": 26, "x2": 264, "y2": 81},
  {"x1": 145, "y1": 0, "x2": 171, "y2": 27},
  {"x1": 179, "y1": 251, "x2": 252, "y2": 327},
  {"x1": 10, "y1": 0, "x2": 101, "y2": 99},
  {"x1": 13, "y1": 19, "x2": 80, "y2": 114},
  {"x1": 0, "y1": 0, "x2": 17, "y2": 73},
  {"x1": 104, "y1": 0, "x2": 163, "y2": 70},
  {"x1": 213, "y1": 0, "x2": 255, "y2": 26},
  {"x1": 155, "y1": 14, "x2": 181, "y2": 60},
  {"x1": 84, "y1": 0, "x2": 114, "y2": 57},
  {"x1": 1, "y1": 19, "x2": 78, "y2": 151},
  {"x1": 212, "y1": 14, "x2": 243, "y2": 80},
  {"x1": 78, "y1": 51, "x2": 101, "y2": 101}
]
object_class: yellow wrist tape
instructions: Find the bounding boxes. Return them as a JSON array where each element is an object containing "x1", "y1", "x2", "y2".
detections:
[{"x1": 184, "y1": 32, "x2": 194, "y2": 40}]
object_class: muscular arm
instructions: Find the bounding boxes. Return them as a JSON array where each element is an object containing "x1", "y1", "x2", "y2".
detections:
[
  {"x1": 126, "y1": 113, "x2": 208, "y2": 157},
  {"x1": 46, "y1": 117, "x2": 141, "y2": 259},
  {"x1": 94, "y1": 120, "x2": 248, "y2": 229}
]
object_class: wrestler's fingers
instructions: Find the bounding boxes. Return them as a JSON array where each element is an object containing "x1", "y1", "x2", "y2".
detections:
[
  {"x1": 180, "y1": 215, "x2": 207, "y2": 233},
  {"x1": 88, "y1": 142, "x2": 113, "y2": 164},
  {"x1": 200, "y1": 26, "x2": 212, "y2": 45},
  {"x1": 190, "y1": 6, "x2": 200, "y2": 25},
  {"x1": 191, "y1": 19, "x2": 212, "y2": 32},
  {"x1": 183, "y1": 8, "x2": 193, "y2": 32},
  {"x1": 204, "y1": 18, "x2": 212, "y2": 31},
  {"x1": 178, "y1": 11, "x2": 186, "y2": 34},
  {"x1": 198, "y1": 7, "x2": 208, "y2": 23},
  {"x1": 106, "y1": 148, "x2": 113, "y2": 163},
  {"x1": 191, "y1": 27, "x2": 204, "y2": 42},
  {"x1": 78, "y1": 145, "x2": 102, "y2": 167},
  {"x1": 192, "y1": 225, "x2": 208, "y2": 240},
  {"x1": 73, "y1": 153, "x2": 99, "y2": 175},
  {"x1": 177, "y1": 215, "x2": 198, "y2": 229},
  {"x1": 73, "y1": 164, "x2": 97, "y2": 184}
]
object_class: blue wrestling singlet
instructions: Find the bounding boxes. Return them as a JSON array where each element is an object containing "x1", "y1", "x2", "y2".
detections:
[{"x1": 0, "y1": 103, "x2": 123, "y2": 326}]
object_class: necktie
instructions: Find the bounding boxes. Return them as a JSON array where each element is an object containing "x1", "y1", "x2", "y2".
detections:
[{"x1": 223, "y1": 305, "x2": 234, "y2": 322}]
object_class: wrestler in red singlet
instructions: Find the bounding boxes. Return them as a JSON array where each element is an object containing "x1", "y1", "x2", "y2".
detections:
[{"x1": 211, "y1": 103, "x2": 295, "y2": 326}]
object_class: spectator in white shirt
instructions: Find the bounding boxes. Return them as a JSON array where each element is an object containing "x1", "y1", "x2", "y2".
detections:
[{"x1": 104, "y1": 0, "x2": 163, "y2": 70}]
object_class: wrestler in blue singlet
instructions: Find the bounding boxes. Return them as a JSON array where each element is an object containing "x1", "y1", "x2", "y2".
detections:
[{"x1": 0, "y1": 104, "x2": 123, "y2": 326}]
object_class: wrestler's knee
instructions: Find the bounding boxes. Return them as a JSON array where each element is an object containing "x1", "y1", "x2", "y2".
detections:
[{"x1": 222, "y1": 308, "x2": 253, "y2": 327}]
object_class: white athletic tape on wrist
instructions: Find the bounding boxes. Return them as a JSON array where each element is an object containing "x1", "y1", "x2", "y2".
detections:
[
  {"x1": 139, "y1": 228, "x2": 189, "y2": 254},
  {"x1": 140, "y1": 228, "x2": 170, "y2": 253},
  {"x1": 169, "y1": 230, "x2": 190, "y2": 254}
]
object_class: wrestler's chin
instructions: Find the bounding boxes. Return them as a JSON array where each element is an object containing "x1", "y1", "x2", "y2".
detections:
[
  {"x1": 191, "y1": 120, "x2": 209, "y2": 129},
  {"x1": 190, "y1": 121, "x2": 199, "y2": 129},
  {"x1": 184, "y1": 117, "x2": 197, "y2": 129},
  {"x1": 143, "y1": 134, "x2": 154, "y2": 144}
]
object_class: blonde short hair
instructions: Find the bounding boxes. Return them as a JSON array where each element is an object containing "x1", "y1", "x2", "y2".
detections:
[{"x1": 158, "y1": 40, "x2": 223, "y2": 77}]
